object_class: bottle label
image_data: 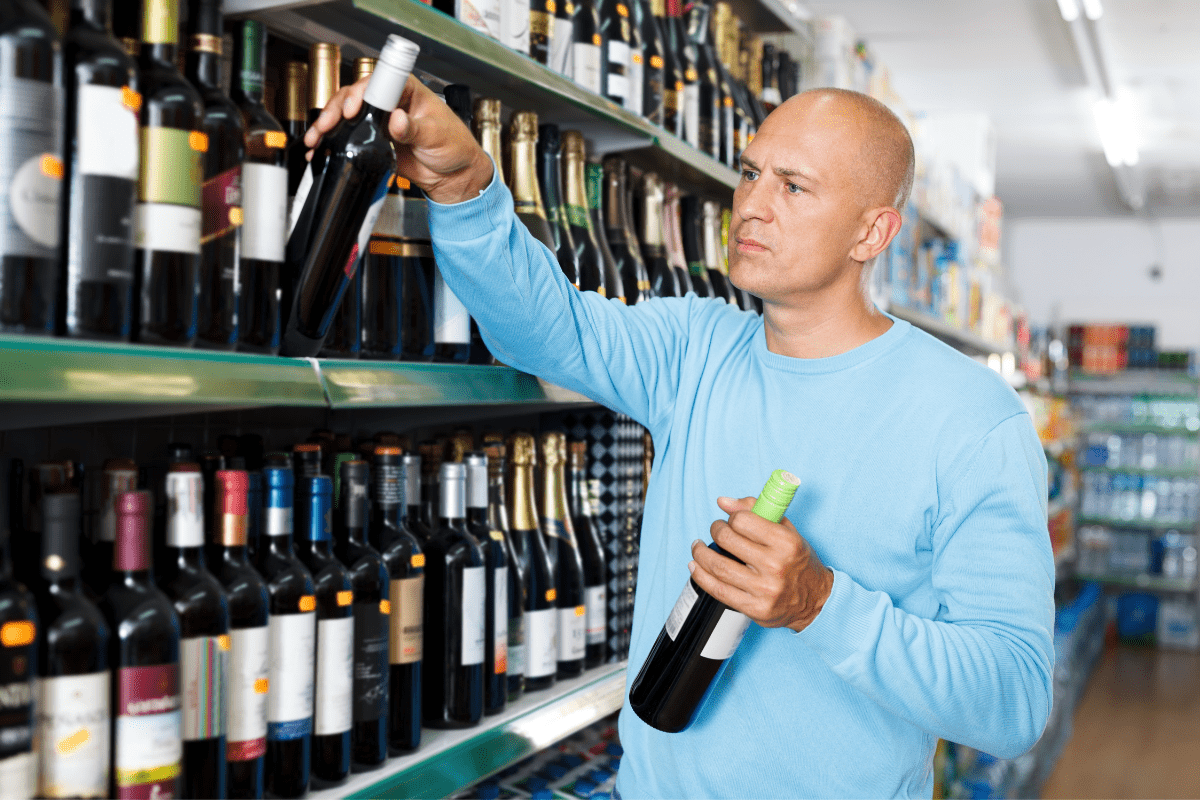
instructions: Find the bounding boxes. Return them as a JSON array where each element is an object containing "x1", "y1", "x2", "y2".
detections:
[
  {"x1": 665, "y1": 579, "x2": 698, "y2": 640},
  {"x1": 389, "y1": 576, "x2": 424, "y2": 664},
  {"x1": 0, "y1": 641, "x2": 35, "y2": 778},
  {"x1": 240, "y1": 162, "x2": 288, "y2": 262},
  {"x1": 70, "y1": 175, "x2": 136, "y2": 283},
  {"x1": 352, "y1": 600, "x2": 389, "y2": 722},
  {"x1": 180, "y1": 635, "x2": 227, "y2": 741},
  {"x1": 525, "y1": 607, "x2": 557, "y2": 679},
  {"x1": 37, "y1": 671, "x2": 110, "y2": 799},
  {"x1": 461, "y1": 566, "x2": 487, "y2": 666},
  {"x1": 288, "y1": 164, "x2": 313, "y2": 235},
  {"x1": 700, "y1": 609, "x2": 752, "y2": 661},
  {"x1": 434, "y1": 266, "x2": 471, "y2": 345},
  {"x1": 683, "y1": 83, "x2": 701, "y2": 148},
  {"x1": 606, "y1": 41, "x2": 630, "y2": 100},
  {"x1": 314, "y1": 616, "x2": 354, "y2": 735},
  {"x1": 584, "y1": 585, "x2": 606, "y2": 644},
  {"x1": 0, "y1": 753, "x2": 35, "y2": 800},
  {"x1": 135, "y1": 203, "x2": 201, "y2": 255},
  {"x1": 373, "y1": 192, "x2": 430, "y2": 241},
  {"x1": 626, "y1": 58, "x2": 644, "y2": 115},
  {"x1": 226, "y1": 625, "x2": 269, "y2": 762},
  {"x1": 761, "y1": 87, "x2": 782, "y2": 107},
  {"x1": 507, "y1": 613, "x2": 526, "y2": 678},
  {"x1": 77, "y1": 85, "x2": 139, "y2": 181},
  {"x1": 201, "y1": 165, "x2": 243, "y2": 244},
  {"x1": 344, "y1": 177, "x2": 392, "y2": 281},
  {"x1": 267, "y1": 611, "x2": 315, "y2": 740},
  {"x1": 566, "y1": 204, "x2": 590, "y2": 229},
  {"x1": 531, "y1": 11, "x2": 551, "y2": 51},
  {"x1": 503, "y1": 0, "x2": 530, "y2": 51},
  {"x1": 455, "y1": 0, "x2": 502, "y2": 39},
  {"x1": 573, "y1": 43, "x2": 603, "y2": 94},
  {"x1": 557, "y1": 605, "x2": 586, "y2": 661},
  {"x1": 139, "y1": 127, "x2": 203, "y2": 209},
  {"x1": 549, "y1": 17, "x2": 575, "y2": 77},
  {"x1": 492, "y1": 567, "x2": 508, "y2": 674},
  {"x1": 114, "y1": 664, "x2": 182, "y2": 799},
  {"x1": 0, "y1": 75, "x2": 62, "y2": 258}
]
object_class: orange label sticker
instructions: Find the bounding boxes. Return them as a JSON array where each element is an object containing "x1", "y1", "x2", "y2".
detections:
[
  {"x1": 121, "y1": 86, "x2": 143, "y2": 113},
  {"x1": 337, "y1": 590, "x2": 354, "y2": 606},
  {"x1": 369, "y1": 240, "x2": 404, "y2": 256},
  {"x1": 299, "y1": 595, "x2": 316, "y2": 612},
  {"x1": 592, "y1": 33, "x2": 602, "y2": 46},
  {"x1": 616, "y1": 2, "x2": 628, "y2": 14},
  {"x1": 264, "y1": 130, "x2": 287, "y2": 149},
  {"x1": 575, "y1": 605, "x2": 586, "y2": 616},
  {"x1": 411, "y1": 554, "x2": 425, "y2": 568},
  {"x1": 189, "y1": 131, "x2": 209, "y2": 152},
  {"x1": 650, "y1": 55, "x2": 664, "y2": 69},
  {"x1": 254, "y1": 678, "x2": 270, "y2": 694},
  {"x1": 57, "y1": 729, "x2": 89, "y2": 755},
  {"x1": 546, "y1": 588, "x2": 557, "y2": 602},
  {"x1": 546, "y1": 0, "x2": 556, "y2": 12},
  {"x1": 632, "y1": 53, "x2": 643, "y2": 65},
  {"x1": 228, "y1": 207, "x2": 244, "y2": 226},
  {"x1": 395, "y1": 176, "x2": 411, "y2": 190},
  {"x1": 380, "y1": 600, "x2": 391, "y2": 615},
  {"x1": 1, "y1": 621, "x2": 35, "y2": 647},
  {"x1": 40, "y1": 155, "x2": 63, "y2": 180},
  {"x1": 217, "y1": 635, "x2": 232, "y2": 651}
]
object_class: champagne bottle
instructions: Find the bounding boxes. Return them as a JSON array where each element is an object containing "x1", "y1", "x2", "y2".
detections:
[
  {"x1": 186, "y1": 0, "x2": 244, "y2": 351},
  {"x1": 721, "y1": 206, "x2": 756, "y2": 311},
  {"x1": 598, "y1": 0, "x2": 631, "y2": 107},
  {"x1": 134, "y1": 0, "x2": 205, "y2": 346},
  {"x1": 567, "y1": 441, "x2": 607, "y2": 668},
  {"x1": 508, "y1": 111, "x2": 559, "y2": 251},
  {"x1": 635, "y1": 172, "x2": 682, "y2": 297},
  {"x1": 630, "y1": 470, "x2": 799, "y2": 732},
  {"x1": 283, "y1": 61, "x2": 309, "y2": 211},
  {"x1": 61, "y1": 0, "x2": 139, "y2": 342},
  {"x1": 602, "y1": 157, "x2": 649, "y2": 304},
  {"x1": 507, "y1": 433, "x2": 556, "y2": 692},
  {"x1": 483, "y1": 440, "x2": 525, "y2": 702},
  {"x1": 547, "y1": 0, "x2": 574, "y2": 77},
  {"x1": 530, "y1": 0, "x2": 551, "y2": 64},
  {"x1": 571, "y1": 0, "x2": 603, "y2": 94},
  {"x1": 586, "y1": 162, "x2": 625, "y2": 303},
  {"x1": 281, "y1": 36, "x2": 418, "y2": 357},
  {"x1": 680, "y1": 194, "x2": 715, "y2": 297},
  {"x1": 538, "y1": 433, "x2": 587, "y2": 678},
  {"x1": 560, "y1": 131, "x2": 606, "y2": 297},
  {"x1": 702, "y1": 200, "x2": 735, "y2": 304},
  {"x1": 535, "y1": 124, "x2": 580, "y2": 286},
  {"x1": 683, "y1": 0, "x2": 720, "y2": 160},
  {"x1": 464, "y1": 454, "x2": 510, "y2": 716},
  {"x1": 636, "y1": 0, "x2": 666, "y2": 125}
]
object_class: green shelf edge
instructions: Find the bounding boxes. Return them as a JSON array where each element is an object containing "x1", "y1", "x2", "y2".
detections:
[
  {"x1": 1074, "y1": 573, "x2": 1198, "y2": 593},
  {"x1": 1076, "y1": 516, "x2": 1197, "y2": 531},
  {"x1": 1081, "y1": 422, "x2": 1200, "y2": 436},
  {"x1": 1079, "y1": 465, "x2": 1199, "y2": 479},
  {"x1": 319, "y1": 361, "x2": 550, "y2": 407}
]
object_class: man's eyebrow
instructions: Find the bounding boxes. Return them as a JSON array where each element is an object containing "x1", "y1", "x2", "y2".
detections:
[{"x1": 738, "y1": 157, "x2": 819, "y2": 184}]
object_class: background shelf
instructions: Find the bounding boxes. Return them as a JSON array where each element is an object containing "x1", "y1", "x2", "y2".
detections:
[
  {"x1": 1079, "y1": 465, "x2": 1199, "y2": 479},
  {"x1": 1076, "y1": 516, "x2": 1196, "y2": 532},
  {"x1": 1073, "y1": 573, "x2": 1198, "y2": 594},
  {"x1": 1080, "y1": 422, "x2": 1200, "y2": 436},
  {"x1": 885, "y1": 303, "x2": 1013, "y2": 357},
  {"x1": 1069, "y1": 371, "x2": 1200, "y2": 397}
]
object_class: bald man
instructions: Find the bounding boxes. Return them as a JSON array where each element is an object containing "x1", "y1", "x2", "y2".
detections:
[{"x1": 309, "y1": 82, "x2": 1054, "y2": 798}]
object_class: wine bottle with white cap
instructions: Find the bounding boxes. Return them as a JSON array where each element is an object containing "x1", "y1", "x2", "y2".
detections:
[
  {"x1": 280, "y1": 34, "x2": 420, "y2": 357},
  {"x1": 628, "y1": 469, "x2": 800, "y2": 733}
]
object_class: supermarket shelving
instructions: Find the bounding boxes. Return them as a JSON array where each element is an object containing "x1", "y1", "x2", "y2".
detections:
[
  {"x1": 885, "y1": 303, "x2": 1013, "y2": 357},
  {"x1": 308, "y1": 663, "x2": 627, "y2": 800},
  {"x1": 1079, "y1": 465, "x2": 1199, "y2": 479},
  {"x1": 1069, "y1": 370, "x2": 1200, "y2": 397},
  {"x1": 1071, "y1": 573, "x2": 1198, "y2": 594},
  {"x1": 1076, "y1": 516, "x2": 1196, "y2": 532},
  {"x1": 1080, "y1": 422, "x2": 1200, "y2": 436}
]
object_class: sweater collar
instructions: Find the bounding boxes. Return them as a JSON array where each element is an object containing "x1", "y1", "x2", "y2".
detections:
[{"x1": 751, "y1": 312, "x2": 912, "y2": 374}]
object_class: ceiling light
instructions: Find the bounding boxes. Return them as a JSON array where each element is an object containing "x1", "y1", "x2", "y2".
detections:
[
  {"x1": 1081, "y1": 0, "x2": 1103, "y2": 20},
  {"x1": 1057, "y1": 0, "x2": 1080, "y2": 22},
  {"x1": 1093, "y1": 98, "x2": 1139, "y2": 167}
]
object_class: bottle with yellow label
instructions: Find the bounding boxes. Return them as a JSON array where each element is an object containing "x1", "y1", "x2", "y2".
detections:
[{"x1": 507, "y1": 432, "x2": 558, "y2": 692}]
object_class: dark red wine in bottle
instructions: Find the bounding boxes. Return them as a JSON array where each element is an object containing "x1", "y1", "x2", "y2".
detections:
[
  {"x1": 464, "y1": 454, "x2": 508, "y2": 716},
  {"x1": 101, "y1": 490, "x2": 183, "y2": 799},
  {"x1": 282, "y1": 60, "x2": 309, "y2": 214},
  {"x1": 535, "y1": 124, "x2": 579, "y2": 286},
  {"x1": 0, "y1": 0, "x2": 64, "y2": 337},
  {"x1": 0, "y1": 457, "x2": 39, "y2": 796}
]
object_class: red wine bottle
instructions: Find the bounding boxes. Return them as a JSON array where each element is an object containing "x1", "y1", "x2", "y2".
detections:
[
  {"x1": 84, "y1": 458, "x2": 138, "y2": 597},
  {"x1": 567, "y1": 441, "x2": 607, "y2": 668},
  {"x1": 538, "y1": 433, "x2": 587, "y2": 678},
  {"x1": 0, "y1": 458, "x2": 39, "y2": 796},
  {"x1": 683, "y1": 0, "x2": 720, "y2": 160},
  {"x1": 403, "y1": 453, "x2": 428, "y2": 544},
  {"x1": 34, "y1": 492, "x2": 111, "y2": 799},
  {"x1": 636, "y1": 0, "x2": 665, "y2": 125},
  {"x1": 332, "y1": 460, "x2": 390, "y2": 769},
  {"x1": 257, "y1": 467, "x2": 315, "y2": 799},
  {"x1": 281, "y1": 35, "x2": 419, "y2": 357},
  {"x1": 294, "y1": 476, "x2": 352, "y2": 786},
  {"x1": 101, "y1": 490, "x2": 183, "y2": 799},
  {"x1": 160, "y1": 465, "x2": 230, "y2": 800},
  {"x1": 507, "y1": 433, "x2": 556, "y2": 692},
  {"x1": 464, "y1": 453, "x2": 508, "y2": 716},
  {"x1": 629, "y1": 470, "x2": 798, "y2": 732},
  {"x1": 0, "y1": 0, "x2": 64, "y2": 337},
  {"x1": 361, "y1": 175, "x2": 403, "y2": 360},
  {"x1": 61, "y1": 0, "x2": 140, "y2": 342},
  {"x1": 210, "y1": 470, "x2": 269, "y2": 799},
  {"x1": 422, "y1": 463, "x2": 485, "y2": 728}
]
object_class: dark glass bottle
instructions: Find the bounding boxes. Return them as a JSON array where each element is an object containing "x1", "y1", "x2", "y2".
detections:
[
  {"x1": 230, "y1": 20, "x2": 286, "y2": 355},
  {"x1": 101, "y1": 490, "x2": 182, "y2": 800},
  {"x1": 416, "y1": 442, "x2": 442, "y2": 540},
  {"x1": 422, "y1": 463, "x2": 485, "y2": 728},
  {"x1": 84, "y1": 458, "x2": 138, "y2": 597},
  {"x1": 548, "y1": 0, "x2": 575, "y2": 77},
  {"x1": 393, "y1": 177, "x2": 437, "y2": 362},
  {"x1": 361, "y1": 174, "x2": 403, "y2": 360},
  {"x1": 507, "y1": 110, "x2": 558, "y2": 252},
  {"x1": 668, "y1": 0, "x2": 699, "y2": 148},
  {"x1": 283, "y1": 60, "x2": 309, "y2": 213},
  {"x1": 506, "y1": 433, "x2": 556, "y2": 692},
  {"x1": 295, "y1": 476, "x2": 353, "y2": 787},
  {"x1": 60, "y1": 0, "x2": 139, "y2": 342},
  {"x1": 683, "y1": 0, "x2": 720, "y2": 160},
  {"x1": 332, "y1": 460, "x2": 390, "y2": 769},
  {"x1": 570, "y1": 0, "x2": 603, "y2": 95},
  {"x1": 636, "y1": 0, "x2": 665, "y2": 125},
  {"x1": 463, "y1": 453, "x2": 508, "y2": 716},
  {"x1": 635, "y1": 171, "x2": 681, "y2": 297},
  {"x1": 538, "y1": 433, "x2": 587, "y2": 678},
  {"x1": 626, "y1": 0, "x2": 645, "y2": 116},
  {"x1": 292, "y1": 441, "x2": 322, "y2": 480},
  {"x1": 256, "y1": 468, "x2": 316, "y2": 799},
  {"x1": 0, "y1": 0, "x2": 62, "y2": 337},
  {"x1": 133, "y1": 0, "x2": 204, "y2": 346},
  {"x1": 654, "y1": 0, "x2": 683, "y2": 137},
  {"x1": 702, "y1": 199, "x2": 736, "y2": 304},
  {"x1": 110, "y1": 0, "x2": 138, "y2": 56},
  {"x1": 680, "y1": 194, "x2": 716, "y2": 297},
  {"x1": 560, "y1": 131, "x2": 606, "y2": 298},
  {"x1": 602, "y1": 157, "x2": 649, "y2": 304},
  {"x1": 401, "y1": 453, "x2": 427, "y2": 546},
  {"x1": 598, "y1": 0, "x2": 630, "y2": 107},
  {"x1": 483, "y1": 440, "x2": 525, "y2": 702},
  {"x1": 535, "y1": 124, "x2": 579, "y2": 286},
  {"x1": 586, "y1": 162, "x2": 625, "y2": 303},
  {"x1": 568, "y1": 441, "x2": 607, "y2": 667},
  {"x1": 760, "y1": 42, "x2": 781, "y2": 112}
]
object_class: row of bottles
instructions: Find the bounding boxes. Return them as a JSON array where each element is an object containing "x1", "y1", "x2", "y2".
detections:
[{"x1": 0, "y1": 423, "x2": 638, "y2": 798}]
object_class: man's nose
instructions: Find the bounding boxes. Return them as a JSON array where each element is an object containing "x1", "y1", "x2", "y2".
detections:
[{"x1": 734, "y1": 177, "x2": 771, "y2": 224}]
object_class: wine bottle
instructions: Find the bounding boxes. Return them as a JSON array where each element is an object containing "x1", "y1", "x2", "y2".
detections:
[
  {"x1": 0, "y1": 460, "x2": 37, "y2": 796},
  {"x1": 680, "y1": 194, "x2": 715, "y2": 297},
  {"x1": 422, "y1": 462, "x2": 485, "y2": 728},
  {"x1": 16, "y1": 461, "x2": 69, "y2": 593},
  {"x1": 662, "y1": 182, "x2": 694, "y2": 294},
  {"x1": 403, "y1": 453, "x2": 428, "y2": 544},
  {"x1": 530, "y1": 0, "x2": 551, "y2": 64},
  {"x1": 371, "y1": 447, "x2": 423, "y2": 755},
  {"x1": 635, "y1": 172, "x2": 681, "y2": 297},
  {"x1": 60, "y1": 0, "x2": 139, "y2": 342},
  {"x1": 635, "y1": 0, "x2": 665, "y2": 124},
  {"x1": 602, "y1": 157, "x2": 649, "y2": 304},
  {"x1": 463, "y1": 453, "x2": 508, "y2": 716},
  {"x1": 571, "y1": 0, "x2": 603, "y2": 94},
  {"x1": 294, "y1": 476, "x2": 353, "y2": 786},
  {"x1": 416, "y1": 442, "x2": 442, "y2": 539},
  {"x1": 508, "y1": 111, "x2": 558, "y2": 251},
  {"x1": 209, "y1": 470, "x2": 269, "y2": 800},
  {"x1": 84, "y1": 458, "x2": 138, "y2": 596},
  {"x1": 683, "y1": 0, "x2": 720, "y2": 160},
  {"x1": 548, "y1": 0, "x2": 575, "y2": 77},
  {"x1": 231, "y1": 20, "x2": 286, "y2": 355},
  {"x1": 500, "y1": 0, "x2": 529, "y2": 56},
  {"x1": 34, "y1": 493, "x2": 110, "y2": 800},
  {"x1": 535, "y1": 124, "x2": 580, "y2": 286},
  {"x1": 567, "y1": 441, "x2": 607, "y2": 668},
  {"x1": 101, "y1": 490, "x2": 183, "y2": 799},
  {"x1": 391, "y1": 176, "x2": 438, "y2": 363},
  {"x1": 256, "y1": 467, "x2": 316, "y2": 799},
  {"x1": 292, "y1": 442, "x2": 322, "y2": 480},
  {"x1": 629, "y1": 470, "x2": 799, "y2": 732},
  {"x1": 702, "y1": 199, "x2": 736, "y2": 304},
  {"x1": 653, "y1": 0, "x2": 683, "y2": 137},
  {"x1": 160, "y1": 465, "x2": 230, "y2": 800},
  {"x1": 283, "y1": 61, "x2": 309, "y2": 211},
  {"x1": 483, "y1": 440, "x2": 525, "y2": 701},
  {"x1": 714, "y1": 4, "x2": 752, "y2": 164},
  {"x1": 760, "y1": 42, "x2": 781, "y2": 112},
  {"x1": 360, "y1": 173, "x2": 403, "y2": 360},
  {"x1": 560, "y1": 132, "x2": 606, "y2": 297},
  {"x1": 281, "y1": 36, "x2": 418, "y2": 358},
  {"x1": 187, "y1": 0, "x2": 244, "y2": 351},
  {"x1": 598, "y1": 0, "x2": 630, "y2": 107},
  {"x1": 720, "y1": 206, "x2": 755, "y2": 312},
  {"x1": 111, "y1": 0, "x2": 138, "y2": 57},
  {"x1": 0, "y1": 0, "x2": 63, "y2": 337},
  {"x1": 433, "y1": 0, "x2": 501, "y2": 40},
  {"x1": 586, "y1": 162, "x2": 625, "y2": 303},
  {"x1": 332, "y1": 460, "x2": 390, "y2": 769},
  {"x1": 538, "y1": 433, "x2": 587, "y2": 678},
  {"x1": 133, "y1": 0, "x2": 204, "y2": 346},
  {"x1": 628, "y1": 3, "x2": 646, "y2": 118}
]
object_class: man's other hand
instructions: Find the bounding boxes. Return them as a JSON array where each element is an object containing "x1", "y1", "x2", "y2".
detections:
[
  {"x1": 303, "y1": 74, "x2": 494, "y2": 205},
  {"x1": 690, "y1": 496, "x2": 834, "y2": 633}
]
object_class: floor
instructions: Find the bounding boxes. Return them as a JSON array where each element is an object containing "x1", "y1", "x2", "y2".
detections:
[{"x1": 1041, "y1": 645, "x2": 1200, "y2": 799}]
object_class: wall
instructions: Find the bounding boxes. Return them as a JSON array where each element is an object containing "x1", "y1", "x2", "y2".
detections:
[{"x1": 1007, "y1": 218, "x2": 1200, "y2": 350}]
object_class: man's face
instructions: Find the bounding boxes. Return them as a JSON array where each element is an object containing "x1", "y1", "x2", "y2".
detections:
[{"x1": 727, "y1": 95, "x2": 875, "y2": 303}]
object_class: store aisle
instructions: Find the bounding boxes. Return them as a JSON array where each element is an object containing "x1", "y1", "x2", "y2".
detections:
[{"x1": 1041, "y1": 645, "x2": 1200, "y2": 799}]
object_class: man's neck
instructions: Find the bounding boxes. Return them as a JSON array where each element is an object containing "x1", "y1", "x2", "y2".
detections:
[{"x1": 761, "y1": 285, "x2": 893, "y2": 360}]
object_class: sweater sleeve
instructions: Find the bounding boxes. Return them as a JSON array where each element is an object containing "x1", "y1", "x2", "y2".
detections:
[
  {"x1": 796, "y1": 413, "x2": 1056, "y2": 759},
  {"x1": 426, "y1": 166, "x2": 695, "y2": 429}
]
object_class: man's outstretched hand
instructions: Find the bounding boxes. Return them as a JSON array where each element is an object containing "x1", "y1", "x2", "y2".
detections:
[
  {"x1": 304, "y1": 74, "x2": 494, "y2": 205},
  {"x1": 689, "y1": 496, "x2": 834, "y2": 633}
]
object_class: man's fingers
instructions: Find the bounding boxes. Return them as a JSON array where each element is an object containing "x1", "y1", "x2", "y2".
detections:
[
  {"x1": 304, "y1": 79, "x2": 368, "y2": 147},
  {"x1": 688, "y1": 559, "x2": 755, "y2": 614},
  {"x1": 692, "y1": 540, "x2": 755, "y2": 591},
  {"x1": 726, "y1": 508, "x2": 800, "y2": 549},
  {"x1": 708, "y1": 519, "x2": 768, "y2": 566},
  {"x1": 716, "y1": 495, "x2": 756, "y2": 514}
]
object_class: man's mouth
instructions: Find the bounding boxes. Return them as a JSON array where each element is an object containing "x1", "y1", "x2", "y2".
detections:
[{"x1": 735, "y1": 237, "x2": 768, "y2": 253}]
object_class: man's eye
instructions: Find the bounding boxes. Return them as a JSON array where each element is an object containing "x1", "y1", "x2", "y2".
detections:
[
  {"x1": 787, "y1": 182, "x2": 804, "y2": 194},
  {"x1": 741, "y1": 169, "x2": 759, "y2": 181}
]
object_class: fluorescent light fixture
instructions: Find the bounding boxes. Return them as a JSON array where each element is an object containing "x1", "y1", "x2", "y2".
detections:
[
  {"x1": 1092, "y1": 98, "x2": 1139, "y2": 167},
  {"x1": 1081, "y1": 0, "x2": 1103, "y2": 19},
  {"x1": 1057, "y1": 0, "x2": 1080, "y2": 22}
]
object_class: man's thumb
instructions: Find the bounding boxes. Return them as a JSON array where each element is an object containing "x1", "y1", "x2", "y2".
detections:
[{"x1": 716, "y1": 496, "x2": 756, "y2": 513}]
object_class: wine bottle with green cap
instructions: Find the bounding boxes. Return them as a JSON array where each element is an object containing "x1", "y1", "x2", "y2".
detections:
[{"x1": 628, "y1": 469, "x2": 800, "y2": 733}]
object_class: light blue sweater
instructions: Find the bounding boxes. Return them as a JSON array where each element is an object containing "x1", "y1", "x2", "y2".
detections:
[{"x1": 428, "y1": 173, "x2": 1055, "y2": 799}]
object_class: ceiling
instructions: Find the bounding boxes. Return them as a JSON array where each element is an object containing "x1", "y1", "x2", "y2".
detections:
[{"x1": 804, "y1": 0, "x2": 1200, "y2": 219}]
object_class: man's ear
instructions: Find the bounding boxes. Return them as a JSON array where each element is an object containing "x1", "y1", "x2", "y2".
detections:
[{"x1": 849, "y1": 207, "x2": 903, "y2": 264}]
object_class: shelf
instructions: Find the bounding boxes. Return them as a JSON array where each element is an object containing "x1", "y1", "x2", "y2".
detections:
[
  {"x1": 307, "y1": 663, "x2": 627, "y2": 800},
  {"x1": 1079, "y1": 465, "x2": 1199, "y2": 479},
  {"x1": 1073, "y1": 573, "x2": 1198, "y2": 594},
  {"x1": 1047, "y1": 492, "x2": 1075, "y2": 519},
  {"x1": 1081, "y1": 422, "x2": 1200, "y2": 436},
  {"x1": 1076, "y1": 516, "x2": 1197, "y2": 532},
  {"x1": 318, "y1": 362, "x2": 592, "y2": 408},
  {"x1": 885, "y1": 303, "x2": 1012, "y2": 357},
  {"x1": 1069, "y1": 370, "x2": 1199, "y2": 397}
]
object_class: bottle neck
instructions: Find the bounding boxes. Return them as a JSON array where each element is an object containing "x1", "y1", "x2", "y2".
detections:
[
  {"x1": 466, "y1": 506, "x2": 489, "y2": 528},
  {"x1": 185, "y1": 33, "x2": 223, "y2": 90},
  {"x1": 70, "y1": 0, "x2": 109, "y2": 30},
  {"x1": 603, "y1": 169, "x2": 626, "y2": 235},
  {"x1": 510, "y1": 138, "x2": 545, "y2": 214},
  {"x1": 510, "y1": 464, "x2": 538, "y2": 530},
  {"x1": 220, "y1": 544, "x2": 250, "y2": 567},
  {"x1": 117, "y1": 567, "x2": 153, "y2": 586},
  {"x1": 563, "y1": 152, "x2": 590, "y2": 212},
  {"x1": 568, "y1": 465, "x2": 589, "y2": 518},
  {"x1": 170, "y1": 545, "x2": 207, "y2": 568},
  {"x1": 641, "y1": 187, "x2": 665, "y2": 248},
  {"x1": 477, "y1": 121, "x2": 505, "y2": 185},
  {"x1": 536, "y1": 145, "x2": 563, "y2": 209},
  {"x1": 539, "y1": 464, "x2": 568, "y2": 523}
]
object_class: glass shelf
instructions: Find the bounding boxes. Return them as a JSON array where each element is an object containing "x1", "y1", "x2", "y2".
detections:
[
  {"x1": 1076, "y1": 516, "x2": 1197, "y2": 532},
  {"x1": 1078, "y1": 465, "x2": 1198, "y2": 479},
  {"x1": 1073, "y1": 573, "x2": 1198, "y2": 594}
]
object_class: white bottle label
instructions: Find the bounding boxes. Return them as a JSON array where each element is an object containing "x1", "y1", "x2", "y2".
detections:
[
  {"x1": 626, "y1": 57, "x2": 644, "y2": 115},
  {"x1": 0, "y1": 75, "x2": 61, "y2": 259},
  {"x1": 584, "y1": 585, "x2": 606, "y2": 644},
  {"x1": 434, "y1": 267, "x2": 471, "y2": 345},
  {"x1": 114, "y1": 664, "x2": 182, "y2": 798},
  {"x1": 0, "y1": 752, "x2": 35, "y2": 799},
  {"x1": 135, "y1": 203, "x2": 201, "y2": 254},
  {"x1": 549, "y1": 17, "x2": 575, "y2": 77},
  {"x1": 77, "y1": 85, "x2": 139, "y2": 181},
  {"x1": 240, "y1": 162, "x2": 288, "y2": 263},
  {"x1": 226, "y1": 625, "x2": 269, "y2": 761},
  {"x1": 525, "y1": 607, "x2": 557, "y2": 678},
  {"x1": 557, "y1": 605, "x2": 586, "y2": 661},
  {"x1": 10, "y1": 154, "x2": 61, "y2": 251},
  {"x1": 493, "y1": 567, "x2": 508, "y2": 674},
  {"x1": 456, "y1": 0, "x2": 502, "y2": 39},
  {"x1": 507, "y1": 613, "x2": 526, "y2": 678},
  {"x1": 700, "y1": 608, "x2": 752, "y2": 661},
  {"x1": 288, "y1": 164, "x2": 313, "y2": 234},
  {"x1": 683, "y1": 83, "x2": 701, "y2": 148},
  {"x1": 606, "y1": 41, "x2": 630, "y2": 100},
  {"x1": 665, "y1": 579, "x2": 698, "y2": 641},
  {"x1": 267, "y1": 612, "x2": 315, "y2": 740},
  {"x1": 314, "y1": 616, "x2": 354, "y2": 736},
  {"x1": 502, "y1": 0, "x2": 530, "y2": 53},
  {"x1": 37, "y1": 672, "x2": 110, "y2": 799},
  {"x1": 461, "y1": 566, "x2": 487, "y2": 666},
  {"x1": 573, "y1": 43, "x2": 603, "y2": 94},
  {"x1": 180, "y1": 635, "x2": 227, "y2": 741}
]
